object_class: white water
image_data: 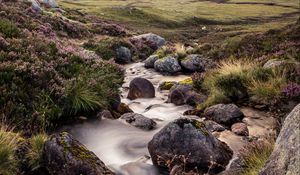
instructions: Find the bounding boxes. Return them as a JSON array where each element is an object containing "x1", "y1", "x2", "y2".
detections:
[{"x1": 64, "y1": 62, "x2": 277, "y2": 174}]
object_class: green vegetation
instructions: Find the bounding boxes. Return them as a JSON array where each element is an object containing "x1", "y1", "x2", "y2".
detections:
[
  {"x1": 0, "y1": 19, "x2": 20, "y2": 38},
  {"x1": 196, "y1": 59, "x2": 291, "y2": 109},
  {"x1": 240, "y1": 140, "x2": 274, "y2": 175},
  {"x1": 27, "y1": 134, "x2": 48, "y2": 170},
  {"x1": 83, "y1": 38, "x2": 132, "y2": 60},
  {"x1": 58, "y1": 0, "x2": 299, "y2": 40},
  {"x1": 0, "y1": 125, "x2": 22, "y2": 175}
]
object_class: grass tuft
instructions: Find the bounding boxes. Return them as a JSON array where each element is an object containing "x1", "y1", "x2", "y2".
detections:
[
  {"x1": 0, "y1": 124, "x2": 21, "y2": 175},
  {"x1": 27, "y1": 133, "x2": 48, "y2": 170}
]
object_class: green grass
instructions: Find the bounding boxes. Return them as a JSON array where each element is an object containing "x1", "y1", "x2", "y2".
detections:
[
  {"x1": 240, "y1": 140, "x2": 274, "y2": 175},
  {"x1": 0, "y1": 124, "x2": 22, "y2": 175},
  {"x1": 27, "y1": 134, "x2": 48, "y2": 170},
  {"x1": 58, "y1": 0, "x2": 299, "y2": 40},
  {"x1": 196, "y1": 59, "x2": 290, "y2": 109}
]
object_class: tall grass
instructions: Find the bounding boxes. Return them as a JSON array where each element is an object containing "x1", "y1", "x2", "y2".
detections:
[
  {"x1": 240, "y1": 140, "x2": 274, "y2": 175},
  {"x1": 65, "y1": 81, "x2": 103, "y2": 115},
  {"x1": 0, "y1": 124, "x2": 21, "y2": 175},
  {"x1": 196, "y1": 59, "x2": 288, "y2": 109},
  {"x1": 27, "y1": 133, "x2": 48, "y2": 170}
]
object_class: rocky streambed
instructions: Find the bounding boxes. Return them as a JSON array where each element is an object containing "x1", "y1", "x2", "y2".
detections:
[{"x1": 64, "y1": 62, "x2": 277, "y2": 175}]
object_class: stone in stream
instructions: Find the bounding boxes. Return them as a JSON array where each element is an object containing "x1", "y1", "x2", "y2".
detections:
[
  {"x1": 158, "y1": 81, "x2": 178, "y2": 91},
  {"x1": 144, "y1": 55, "x2": 159, "y2": 68},
  {"x1": 154, "y1": 56, "x2": 182, "y2": 74},
  {"x1": 43, "y1": 132, "x2": 114, "y2": 175},
  {"x1": 127, "y1": 78, "x2": 155, "y2": 100},
  {"x1": 180, "y1": 54, "x2": 215, "y2": 72},
  {"x1": 260, "y1": 104, "x2": 300, "y2": 175},
  {"x1": 121, "y1": 113, "x2": 157, "y2": 130},
  {"x1": 168, "y1": 84, "x2": 207, "y2": 106},
  {"x1": 204, "y1": 104, "x2": 244, "y2": 127},
  {"x1": 148, "y1": 118, "x2": 233, "y2": 174},
  {"x1": 231, "y1": 122, "x2": 249, "y2": 136},
  {"x1": 204, "y1": 120, "x2": 226, "y2": 133}
]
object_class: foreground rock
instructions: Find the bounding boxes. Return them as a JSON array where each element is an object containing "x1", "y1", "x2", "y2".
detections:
[
  {"x1": 180, "y1": 54, "x2": 215, "y2": 72},
  {"x1": 121, "y1": 113, "x2": 157, "y2": 130},
  {"x1": 148, "y1": 118, "x2": 233, "y2": 174},
  {"x1": 154, "y1": 56, "x2": 182, "y2": 74},
  {"x1": 204, "y1": 104, "x2": 244, "y2": 126},
  {"x1": 168, "y1": 84, "x2": 206, "y2": 106},
  {"x1": 43, "y1": 132, "x2": 114, "y2": 175},
  {"x1": 127, "y1": 78, "x2": 155, "y2": 100},
  {"x1": 260, "y1": 104, "x2": 300, "y2": 175},
  {"x1": 231, "y1": 122, "x2": 249, "y2": 136}
]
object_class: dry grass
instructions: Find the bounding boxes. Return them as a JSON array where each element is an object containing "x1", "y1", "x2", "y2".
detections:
[
  {"x1": 0, "y1": 124, "x2": 22, "y2": 175},
  {"x1": 27, "y1": 133, "x2": 48, "y2": 170}
]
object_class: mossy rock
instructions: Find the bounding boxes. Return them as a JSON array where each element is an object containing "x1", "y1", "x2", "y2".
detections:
[
  {"x1": 43, "y1": 132, "x2": 114, "y2": 175},
  {"x1": 179, "y1": 78, "x2": 193, "y2": 85}
]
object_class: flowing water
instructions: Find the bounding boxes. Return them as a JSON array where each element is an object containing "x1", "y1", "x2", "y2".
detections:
[{"x1": 64, "y1": 62, "x2": 277, "y2": 175}]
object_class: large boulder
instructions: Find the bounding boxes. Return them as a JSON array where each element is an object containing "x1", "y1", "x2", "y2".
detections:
[
  {"x1": 121, "y1": 113, "x2": 157, "y2": 130},
  {"x1": 115, "y1": 46, "x2": 132, "y2": 64},
  {"x1": 204, "y1": 104, "x2": 244, "y2": 126},
  {"x1": 180, "y1": 54, "x2": 215, "y2": 72},
  {"x1": 43, "y1": 132, "x2": 114, "y2": 175},
  {"x1": 131, "y1": 33, "x2": 165, "y2": 49},
  {"x1": 148, "y1": 118, "x2": 233, "y2": 174},
  {"x1": 127, "y1": 78, "x2": 155, "y2": 100},
  {"x1": 144, "y1": 55, "x2": 159, "y2": 68},
  {"x1": 168, "y1": 84, "x2": 206, "y2": 106},
  {"x1": 39, "y1": 0, "x2": 59, "y2": 8},
  {"x1": 154, "y1": 56, "x2": 182, "y2": 74},
  {"x1": 260, "y1": 104, "x2": 300, "y2": 175}
]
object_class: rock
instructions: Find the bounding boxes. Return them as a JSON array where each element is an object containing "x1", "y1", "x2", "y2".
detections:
[
  {"x1": 98, "y1": 110, "x2": 114, "y2": 119},
  {"x1": 204, "y1": 120, "x2": 226, "y2": 132},
  {"x1": 180, "y1": 54, "x2": 215, "y2": 72},
  {"x1": 131, "y1": 33, "x2": 165, "y2": 49},
  {"x1": 127, "y1": 78, "x2": 155, "y2": 100},
  {"x1": 39, "y1": 0, "x2": 59, "y2": 8},
  {"x1": 30, "y1": 0, "x2": 42, "y2": 12},
  {"x1": 43, "y1": 132, "x2": 114, "y2": 175},
  {"x1": 121, "y1": 113, "x2": 157, "y2": 130},
  {"x1": 116, "y1": 103, "x2": 133, "y2": 114},
  {"x1": 154, "y1": 56, "x2": 182, "y2": 74},
  {"x1": 263, "y1": 59, "x2": 286, "y2": 69},
  {"x1": 231, "y1": 123, "x2": 249, "y2": 136},
  {"x1": 204, "y1": 104, "x2": 244, "y2": 126},
  {"x1": 260, "y1": 104, "x2": 300, "y2": 175},
  {"x1": 144, "y1": 55, "x2": 159, "y2": 68},
  {"x1": 115, "y1": 46, "x2": 132, "y2": 64},
  {"x1": 148, "y1": 118, "x2": 233, "y2": 174},
  {"x1": 158, "y1": 81, "x2": 178, "y2": 91},
  {"x1": 168, "y1": 84, "x2": 206, "y2": 106}
]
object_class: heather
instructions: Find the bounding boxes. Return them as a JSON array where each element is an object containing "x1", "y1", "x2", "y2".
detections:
[{"x1": 0, "y1": 1, "x2": 124, "y2": 133}]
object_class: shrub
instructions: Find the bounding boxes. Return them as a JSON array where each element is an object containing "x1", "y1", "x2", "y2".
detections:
[
  {"x1": 0, "y1": 124, "x2": 21, "y2": 175},
  {"x1": 27, "y1": 134, "x2": 48, "y2": 170},
  {"x1": 282, "y1": 83, "x2": 300, "y2": 100},
  {"x1": 192, "y1": 72, "x2": 205, "y2": 91},
  {"x1": 239, "y1": 140, "x2": 274, "y2": 175},
  {"x1": 0, "y1": 19, "x2": 20, "y2": 38},
  {"x1": 84, "y1": 38, "x2": 132, "y2": 60}
]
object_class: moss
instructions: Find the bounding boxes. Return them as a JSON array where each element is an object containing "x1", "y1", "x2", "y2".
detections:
[
  {"x1": 192, "y1": 120, "x2": 209, "y2": 136},
  {"x1": 179, "y1": 78, "x2": 193, "y2": 85},
  {"x1": 159, "y1": 81, "x2": 177, "y2": 90},
  {"x1": 58, "y1": 133, "x2": 99, "y2": 167}
]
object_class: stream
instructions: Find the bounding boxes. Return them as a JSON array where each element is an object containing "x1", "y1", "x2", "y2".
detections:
[{"x1": 64, "y1": 62, "x2": 277, "y2": 175}]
